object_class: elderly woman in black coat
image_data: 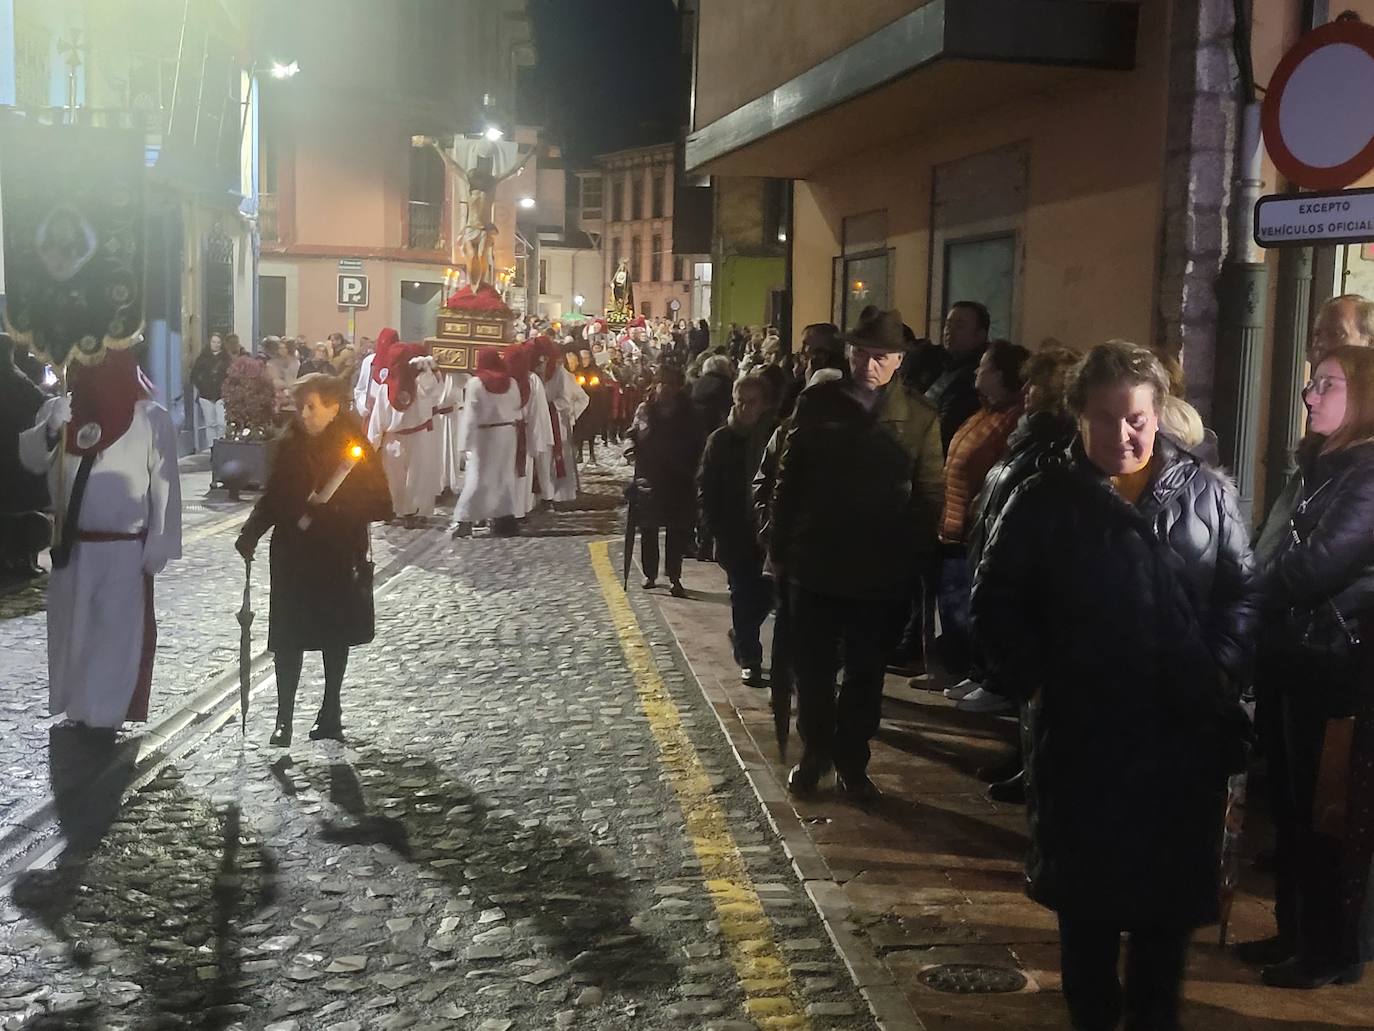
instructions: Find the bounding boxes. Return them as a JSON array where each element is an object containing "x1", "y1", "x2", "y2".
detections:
[
  {"x1": 1246, "y1": 343, "x2": 1374, "y2": 989},
  {"x1": 971, "y1": 341, "x2": 1258, "y2": 1031},
  {"x1": 236, "y1": 373, "x2": 393, "y2": 746}
]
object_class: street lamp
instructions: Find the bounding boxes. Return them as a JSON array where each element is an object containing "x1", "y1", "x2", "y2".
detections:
[
  {"x1": 484, "y1": 125, "x2": 504, "y2": 142},
  {"x1": 518, "y1": 196, "x2": 535, "y2": 210},
  {"x1": 270, "y1": 60, "x2": 300, "y2": 79}
]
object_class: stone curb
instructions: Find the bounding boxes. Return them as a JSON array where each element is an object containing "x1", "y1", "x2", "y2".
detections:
[
  {"x1": 632, "y1": 581, "x2": 928, "y2": 1031},
  {"x1": 0, "y1": 529, "x2": 449, "y2": 884}
]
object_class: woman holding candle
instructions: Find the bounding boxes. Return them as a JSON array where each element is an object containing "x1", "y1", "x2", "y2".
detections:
[{"x1": 236, "y1": 373, "x2": 393, "y2": 745}]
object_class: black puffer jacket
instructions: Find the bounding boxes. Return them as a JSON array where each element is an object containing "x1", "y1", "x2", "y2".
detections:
[
  {"x1": 698, "y1": 416, "x2": 776, "y2": 571},
  {"x1": 924, "y1": 348, "x2": 984, "y2": 453},
  {"x1": 970, "y1": 436, "x2": 1259, "y2": 926},
  {"x1": 1256, "y1": 440, "x2": 1374, "y2": 699},
  {"x1": 966, "y1": 410, "x2": 1076, "y2": 572}
]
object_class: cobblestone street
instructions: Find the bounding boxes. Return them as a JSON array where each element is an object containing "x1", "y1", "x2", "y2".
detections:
[{"x1": 0, "y1": 459, "x2": 874, "y2": 1031}]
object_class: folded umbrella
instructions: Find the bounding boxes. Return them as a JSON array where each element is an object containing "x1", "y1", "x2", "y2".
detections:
[{"x1": 237, "y1": 557, "x2": 254, "y2": 732}]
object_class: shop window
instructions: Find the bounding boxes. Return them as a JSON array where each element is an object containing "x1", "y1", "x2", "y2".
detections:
[{"x1": 943, "y1": 234, "x2": 1016, "y2": 340}]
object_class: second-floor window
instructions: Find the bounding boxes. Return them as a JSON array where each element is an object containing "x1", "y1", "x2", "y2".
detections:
[
  {"x1": 631, "y1": 236, "x2": 643, "y2": 281},
  {"x1": 611, "y1": 179, "x2": 624, "y2": 222},
  {"x1": 652, "y1": 170, "x2": 665, "y2": 219},
  {"x1": 673, "y1": 256, "x2": 685, "y2": 282},
  {"x1": 581, "y1": 175, "x2": 603, "y2": 214},
  {"x1": 612, "y1": 237, "x2": 623, "y2": 272},
  {"x1": 651, "y1": 234, "x2": 663, "y2": 282},
  {"x1": 631, "y1": 174, "x2": 643, "y2": 221},
  {"x1": 408, "y1": 145, "x2": 445, "y2": 250}
]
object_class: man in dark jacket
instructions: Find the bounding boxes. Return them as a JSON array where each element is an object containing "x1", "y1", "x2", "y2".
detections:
[
  {"x1": 970, "y1": 341, "x2": 1258, "y2": 1031},
  {"x1": 630, "y1": 366, "x2": 704, "y2": 598},
  {"x1": 698, "y1": 374, "x2": 777, "y2": 686},
  {"x1": 0, "y1": 334, "x2": 50, "y2": 577},
  {"x1": 770, "y1": 309, "x2": 943, "y2": 803}
]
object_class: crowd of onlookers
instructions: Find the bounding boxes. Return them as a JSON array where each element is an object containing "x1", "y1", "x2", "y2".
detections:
[{"x1": 622, "y1": 292, "x2": 1374, "y2": 1029}]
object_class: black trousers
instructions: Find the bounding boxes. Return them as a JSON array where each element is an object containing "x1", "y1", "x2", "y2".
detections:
[
  {"x1": 1274, "y1": 692, "x2": 1359, "y2": 967},
  {"x1": 1058, "y1": 916, "x2": 1191, "y2": 1031},
  {"x1": 641, "y1": 525, "x2": 690, "y2": 583},
  {"x1": 724, "y1": 560, "x2": 772, "y2": 669},
  {"x1": 790, "y1": 585, "x2": 902, "y2": 776},
  {"x1": 274, "y1": 646, "x2": 348, "y2": 725}
]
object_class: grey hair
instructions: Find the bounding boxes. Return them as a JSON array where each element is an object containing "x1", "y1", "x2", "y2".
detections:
[
  {"x1": 703, "y1": 354, "x2": 734, "y2": 376},
  {"x1": 1067, "y1": 340, "x2": 1171, "y2": 416}
]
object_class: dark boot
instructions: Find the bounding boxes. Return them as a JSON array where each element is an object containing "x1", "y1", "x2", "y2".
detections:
[
  {"x1": 271, "y1": 650, "x2": 303, "y2": 747},
  {"x1": 310, "y1": 648, "x2": 347, "y2": 741}
]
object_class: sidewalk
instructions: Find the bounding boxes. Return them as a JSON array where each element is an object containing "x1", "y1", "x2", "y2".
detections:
[{"x1": 650, "y1": 558, "x2": 1374, "y2": 1031}]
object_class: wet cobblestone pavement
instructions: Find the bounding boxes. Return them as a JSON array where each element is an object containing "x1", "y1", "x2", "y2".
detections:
[{"x1": 0, "y1": 458, "x2": 875, "y2": 1030}]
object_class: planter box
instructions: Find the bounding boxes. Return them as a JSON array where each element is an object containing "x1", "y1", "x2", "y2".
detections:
[{"x1": 211, "y1": 438, "x2": 278, "y2": 490}]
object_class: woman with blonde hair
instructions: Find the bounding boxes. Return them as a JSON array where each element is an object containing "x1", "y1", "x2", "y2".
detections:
[{"x1": 1248, "y1": 344, "x2": 1374, "y2": 988}]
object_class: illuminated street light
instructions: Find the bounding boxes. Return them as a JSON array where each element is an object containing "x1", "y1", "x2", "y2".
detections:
[
  {"x1": 574, "y1": 294, "x2": 586, "y2": 307},
  {"x1": 270, "y1": 60, "x2": 300, "y2": 79},
  {"x1": 518, "y1": 196, "x2": 536, "y2": 210},
  {"x1": 484, "y1": 125, "x2": 504, "y2": 142}
]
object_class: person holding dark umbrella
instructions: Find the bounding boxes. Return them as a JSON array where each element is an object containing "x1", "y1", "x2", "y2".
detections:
[{"x1": 236, "y1": 373, "x2": 392, "y2": 746}]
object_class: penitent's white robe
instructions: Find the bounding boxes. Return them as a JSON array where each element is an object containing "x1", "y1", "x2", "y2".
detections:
[
  {"x1": 19, "y1": 399, "x2": 182, "y2": 728},
  {"x1": 367, "y1": 370, "x2": 443, "y2": 519},
  {"x1": 538, "y1": 366, "x2": 588, "y2": 503},
  {"x1": 453, "y1": 378, "x2": 525, "y2": 523},
  {"x1": 434, "y1": 373, "x2": 467, "y2": 494},
  {"x1": 519, "y1": 374, "x2": 555, "y2": 516}
]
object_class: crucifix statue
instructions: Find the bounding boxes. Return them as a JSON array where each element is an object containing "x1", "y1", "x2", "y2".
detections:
[{"x1": 413, "y1": 135, "x2": 535, "y2": 291}]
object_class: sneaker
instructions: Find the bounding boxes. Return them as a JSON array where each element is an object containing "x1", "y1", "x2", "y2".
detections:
[
  {"x1": 956, "y1": 686, "x2": 1017, "y2": 715},
  {"x1": 943, "y1": 677, "x2": 982, "y2": 701},
  {"x1": 740, "y1": 668, "x2": 766, "y2": 688}
]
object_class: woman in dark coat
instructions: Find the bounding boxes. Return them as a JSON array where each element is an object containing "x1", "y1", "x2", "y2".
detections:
[
  {"x1": 629, "y1": 365, "x2": 704, "y2": 598},
  {"x1": 971, "y1": 341, "x2": 1258, "y2": 1031},
  {"x1": 236, "y1": 373, "x2": 393, "y2": 745},
  {"x1": 1248, "y1": 344, "x2": 1374, "y2": 989}
]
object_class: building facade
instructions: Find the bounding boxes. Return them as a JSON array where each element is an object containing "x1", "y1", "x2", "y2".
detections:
[
  {"x1": 598, "y1": 143, "x2": 695, "y2": 321},
  {"x1": 255, "y1": 0, "x2": 535, "y2": 346},
  {"x1": 0, "y1": 0, "x2": 257, "y2": 455},
  {"x1": 687, "y1": 0, "x2": 1374, "y2": 520}
]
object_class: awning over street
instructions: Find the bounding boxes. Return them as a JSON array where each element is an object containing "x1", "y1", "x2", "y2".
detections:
[{"x1": 685, "y1": 0, "x2": 1139, "y2": 178}]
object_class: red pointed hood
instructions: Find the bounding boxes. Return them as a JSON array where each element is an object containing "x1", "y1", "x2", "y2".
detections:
[
  {"x1": 371, "y1": 328, "x2": 400, "y2": 385},
  {"x1": 474, "y1": 347, "x2": 512, "y2": 396},
  {"x1": 66, "y1": 350, "x2": 150, "y2": 456}
]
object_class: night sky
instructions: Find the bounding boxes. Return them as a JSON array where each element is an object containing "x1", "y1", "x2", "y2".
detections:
[{"x1": 527, "y1": 0, "x2": 683, "y2": 164}]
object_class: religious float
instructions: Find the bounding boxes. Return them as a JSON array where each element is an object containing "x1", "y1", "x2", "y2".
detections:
[{"x1": 426, "y1": 283, "x2": 513, "y2": 373}]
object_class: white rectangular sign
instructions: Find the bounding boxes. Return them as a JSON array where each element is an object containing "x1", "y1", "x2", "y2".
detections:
[{"x1": 1255, "y1": 190, "x2": 1374, "y2": 247}]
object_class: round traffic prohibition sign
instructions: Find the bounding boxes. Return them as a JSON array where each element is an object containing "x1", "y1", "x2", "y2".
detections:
[{"x1": 1262, "y1": 19, "x2": 1374, "y2": 191}]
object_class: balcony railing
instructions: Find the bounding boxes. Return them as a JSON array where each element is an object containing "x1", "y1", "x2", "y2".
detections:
[
  {"x1": 259, "y1": 192, "x2": 279, "y2": 243},
  {"x1": 408, "y1": 201, "x2": 443, "y2": 251}
]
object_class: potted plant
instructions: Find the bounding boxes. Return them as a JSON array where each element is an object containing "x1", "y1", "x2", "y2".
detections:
[{"x1": 212, "y1": 354, "x2": 279, "y2": 492}]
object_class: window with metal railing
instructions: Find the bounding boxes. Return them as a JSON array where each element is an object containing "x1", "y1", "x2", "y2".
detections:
[{"x1": 259, "y1": 193, "x2": 279, "y2": 243}]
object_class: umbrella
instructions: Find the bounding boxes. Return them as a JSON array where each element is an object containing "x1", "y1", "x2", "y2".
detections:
[
  {"x1": 236, "y1": 558, "x2": 255, "y2": 732},
  {"x1": 769, "y1": 591, "x2": 793, "y2": 760},
  {"x1": 1217, "y1": 768, "x2": 1248, "y2": 946},
  {"x1": 622, "y1": 481, "x2": 639, "y2": 591}
]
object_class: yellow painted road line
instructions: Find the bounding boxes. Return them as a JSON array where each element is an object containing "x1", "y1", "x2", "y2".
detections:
[
  {"x1": 589, "y1": 540, "x2": 811, "y2": 1031},
  {"x1": 183, "y1": 511, "x2": 244, "y2": 547}
]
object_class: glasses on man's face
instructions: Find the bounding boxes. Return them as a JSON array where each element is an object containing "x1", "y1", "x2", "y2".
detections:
[{"x1": 1303, "y1": 375, "x2": 1347, "y2": 397}]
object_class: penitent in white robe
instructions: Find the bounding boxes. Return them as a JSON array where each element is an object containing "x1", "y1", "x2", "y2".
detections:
[
  {"x1": 434, "y1": 373, "x2": 467, "y2": 494},
  {"x1": 367, "y1": 370, "x2": 443, "y2": 519},
  {"x1": 537, "y1": 366, "x2": 588, "y2": 503},
  {"x1": 453, "y1": 377, "x2": 525, "y2": 523},
  {"x1": 18, "y1": 399, "x2": 182, "y2": 728},
  {"x1": 519, "y1": 374, "x2": 555, "y2": 517}
]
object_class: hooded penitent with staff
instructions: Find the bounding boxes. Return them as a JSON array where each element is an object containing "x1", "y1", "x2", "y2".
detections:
[{"x1": 5, "y1": 124, "x2": 181, "y2": 735}]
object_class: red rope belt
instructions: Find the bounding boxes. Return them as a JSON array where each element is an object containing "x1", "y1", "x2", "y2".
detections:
[
  {"x1": 394, "y1": 419, "x2": 433, "y2": 437},
  {"x1": 77, "y1": 529, "x2": 147, "y2": 542},
  {"x1": 548, "y1": 401, "x2": 566, "y2": 479}
]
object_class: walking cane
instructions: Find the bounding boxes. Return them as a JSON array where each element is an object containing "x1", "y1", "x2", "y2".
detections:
[{"x1": 237, "y1": 558, "x2": 255, "y2": 733}]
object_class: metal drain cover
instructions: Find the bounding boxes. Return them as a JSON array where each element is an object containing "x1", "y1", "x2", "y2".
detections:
[{"x1": 917, "y1": 963, "x2": 1027, "y2": 994}]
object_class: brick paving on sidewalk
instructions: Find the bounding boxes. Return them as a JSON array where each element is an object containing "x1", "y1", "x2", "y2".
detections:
[{"x1": 650, "y1": 558, "x2": 1374, "y2": 1031}]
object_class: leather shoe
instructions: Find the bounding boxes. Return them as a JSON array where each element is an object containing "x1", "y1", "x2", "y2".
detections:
[
  {"x1": 308, "y1": 719, "x2": 344, "y2": 742},
  {"x1": 642, "y1": 578, "x2": 659, "y2": 590},
  {"x1": 987, "y1": 770, "x2": 1025, "y2": 804},
  {"x1": 787, "y1": 762, "x2": 825, "y2": 798},
  {"x1": 1261, "y1": 957, "x2": 1364, "y2": 989},
  {"x1": 1234, "y1": 935, "x2": 1295, "y2": 967},
  {"x1": 669, "y1": 581, "x2": 687, "y2": 598},
  {"x1": 740, "y1": 668, "x2": 766, "y2": 688},
  {"x1": 836, "y1": 770, "x2": 882, "y2": 804},
  {"x1": 269, "y1": 724, "x2": 292, "y2": 747}
]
